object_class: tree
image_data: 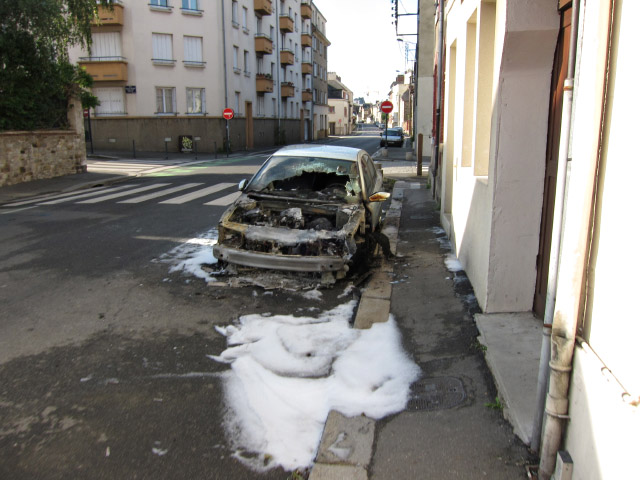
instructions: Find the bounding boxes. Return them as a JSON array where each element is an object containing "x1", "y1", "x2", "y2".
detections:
[{"x1": 0, "y1": 0, "x2": 102, "y2": 131}]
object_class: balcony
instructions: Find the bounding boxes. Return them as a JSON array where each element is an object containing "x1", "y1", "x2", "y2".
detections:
[
  {"x1": 279, "y1": 15, "x2": 294, "y2": 33},
  {"x1": 281, "y1": 82, "x2": 295, "y2": 97},
  {"x1": 301, "y1": 32, "x2": 312, "y2": 48},
  {"x1": 255, "y1": 34, "x2": 273, "y2": 55},
  {"x1": 256, "y1": 75, "x2": 274, "y2": 93},
  {"x1": 302, "y1": 89, "x2": 312, "y2": 102},
  {"x1": 302, "y1": 61, "x2": 313, "y2": 75},
  {"x1": 280, "y1": 49, "x2": 294, "y2": 65},
  {"x1": 79, "y1": 57, "x2": 128, "y2": 82},
  {"x1": 254, "y1": 0, "x2": 272, "y2": 17},
  {"x1": 301, "y1": 2, "x2": 312, "y2": 20},
  {"x1": 92, "y1": 3, "x2": 124, "y2": 26}
]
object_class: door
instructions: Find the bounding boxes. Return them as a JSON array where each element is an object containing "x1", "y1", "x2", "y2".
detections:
[{"x1": 534, "y1": 3, "x2": 572, "y2": 316}]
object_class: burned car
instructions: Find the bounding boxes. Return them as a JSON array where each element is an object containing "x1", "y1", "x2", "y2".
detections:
[{"x1": 213, "y1": 145, "x2": 389, "y2": 283}]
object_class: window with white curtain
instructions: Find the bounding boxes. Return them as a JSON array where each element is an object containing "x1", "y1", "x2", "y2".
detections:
[
  {"x1": 243, "y1": 50, "x2": 249, "y2": 75},
  {"x1": 234, "y1": 92, "x2": 241, "y2": 113},
  {"x1": 233, "y1": 46, "x2": 240, "y2": 73},
  {"x1": 152, "y1": 33, "x2": 174, "y2": 64},
  {"x1": 90, "y1": 32, "x2": 122, "y2": 59},
  {"x1": 257, "y1": 96, "x2": 265, "y2": 117},
  {"x1": 186, "y1": 88, "x2": 205, "y2": 114},
  {"x1": 231, "y1": 0, "x2": 238, "y2": 26},
  {"x1": 93, "y1": 87, "x2": 125, "y2": 115},
  {"x1": 156, "y1": 87, "x2": 176, "y2": 113},
  {"x1": 183, "y1": 36, "x2": 204, "y2": 66}
]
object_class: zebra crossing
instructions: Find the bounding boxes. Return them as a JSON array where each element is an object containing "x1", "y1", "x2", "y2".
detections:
[
  {"x1": 86, "y1": 159, "x2": 184, "y2": 175},
  {"x1": 1, "y1": 182, "x2": 243, "y2": 209}
]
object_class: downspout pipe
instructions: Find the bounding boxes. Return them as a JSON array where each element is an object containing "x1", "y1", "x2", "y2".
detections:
[
  {"x1": 432, "y1": 0, "x2": 444, "y2": 198},
  {"x1": 539, "y1": 0, "x2": 614, "y2": 476},
  {"x1": 531, "y1": 0, "x2": 581, "y2": 454},
  {"x1": 221, "y1": 0, "x2": 230, "y2": 153}
]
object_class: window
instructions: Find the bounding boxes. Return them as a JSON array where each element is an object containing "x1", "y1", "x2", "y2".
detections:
[
  {"x1": 182, "y1": 0, "x2": 198, "y2": 10},
  {"x1": 270, "y1": 26, "x2": 275, "y2": 40},
  {"x1": 329, "y1": 106, "x2": 335, "y2": 114},
  {"x1": 91, "y1": 32, "x2": 122, "y2": 59},
  {"x1": 243, "y1": 50, "x2": 250, "y2": 75},
  {"x1": 184, "y1": 36, "x2": 204, "y2": 66},
  {"x1": 272, "y1": 98, "x2": 276, "y2": 117},
  {"x1": 93, "y1": 87, "x2": 125, "y2": 115},
  {"x1": 235, "y1": 92, "x2": 241, "y2": 113},
  {"x1": 295, "y1": 13, "x2": 298, "y2": 31},
  {"x1": 242, "y1": 7, "x2": 248, "y2": 32},
  {"x1": 150, "y1": 0, "x2": 168, "y2": 7},
  {"x1": 231, "y1": 0, "x2": 238, "y2": 26},
  {"x1": 156, "y1": 87, "x2": 176, "y2": 113},
  {"x1": 152, "y1": 33, "x2": 174, "y2": 64},
  {"x1": 233, "y1": 46, "x2": 240, "y2": 73},
  {"x1": 256, "y1": 17, "x2": 263, "y2": 35},
  {"x1": 186, "y1": 88, "x2": 205, "y2": 114},
  {"x1": 257, "y1": 96, "x2": 265, "y2": 116}
]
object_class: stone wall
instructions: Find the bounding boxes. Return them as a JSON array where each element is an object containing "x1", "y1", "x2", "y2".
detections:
[{"x1": 0, "y1": 99, "x2": 86, "y2": 187}]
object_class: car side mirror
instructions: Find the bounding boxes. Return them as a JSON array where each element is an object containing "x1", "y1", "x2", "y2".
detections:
[
  {"x1": 238, "y1": 179, "x2": 247, "y2": 191},
  {"x1": 369, "y1": 192, "x2": 390, "y2": 202}
]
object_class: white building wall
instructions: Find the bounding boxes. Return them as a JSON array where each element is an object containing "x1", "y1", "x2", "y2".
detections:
[{"x1": 441, "y1": 0, "x2": 558, "y2": 312}]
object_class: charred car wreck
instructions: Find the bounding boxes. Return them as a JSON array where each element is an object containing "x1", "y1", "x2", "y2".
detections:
[{"x1": 213, "y1": 145, "x2": 389, "y2": 285}]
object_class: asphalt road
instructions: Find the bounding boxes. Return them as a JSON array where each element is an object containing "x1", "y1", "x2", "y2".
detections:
[{"x1": 0, "y1": 131, "x2": 384, "y2": 479}]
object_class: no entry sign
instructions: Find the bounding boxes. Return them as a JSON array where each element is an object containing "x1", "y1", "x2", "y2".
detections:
[
  {"x1": 223, "y1": 108, "x2": 234, "y2": 120},
  {"x1": 380, "y1": 100, "x2": 393, "y2": 114}
]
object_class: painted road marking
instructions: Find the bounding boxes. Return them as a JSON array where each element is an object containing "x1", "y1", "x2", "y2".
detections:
[
  {"x1": 159, "y1": 183, "x2": 235, "y2": 205},
  {"x1": 77, "y1": 184, "x2": 171, "y2": 204},
  {"x1": 38, "y1": 185, "x2": 140, "y2": 205},
  {"x1": 118, "y1": 183, "x2": 204, "y2": 204},
  {"x1": 203, "y1": 191, "x2": 242, "y2": 206}
]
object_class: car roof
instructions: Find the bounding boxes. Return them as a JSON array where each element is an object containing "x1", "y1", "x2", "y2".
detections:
[{"x1": 271, "y1": 144, "x2": 363, "y2": 162}]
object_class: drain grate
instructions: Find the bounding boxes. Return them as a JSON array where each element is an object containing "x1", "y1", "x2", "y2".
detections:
[{"x1": 406, "y1": 376, "x2": 466, "y2": 411}]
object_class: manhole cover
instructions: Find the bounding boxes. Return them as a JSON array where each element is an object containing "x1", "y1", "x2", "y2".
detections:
[{"x1": 406, "y1": 376, "x2": 466, "y2": 411}]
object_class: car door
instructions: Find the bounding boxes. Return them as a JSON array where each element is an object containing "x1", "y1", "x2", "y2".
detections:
[{"x1": 358, "y1": 153, "x2": 384, "y2": 230}]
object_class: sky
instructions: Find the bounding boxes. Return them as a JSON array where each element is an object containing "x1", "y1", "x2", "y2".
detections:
[{"x1": 313, "y1": 0, "x2": 419, "y2": 103}]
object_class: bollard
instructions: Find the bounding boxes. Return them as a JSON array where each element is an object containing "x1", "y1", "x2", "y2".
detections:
[
  {"x1": 164, "y1": 137, "x2": 171, "y2": 160},
  {"x1": 417, "y1": 134, "x2": 423, "y2": 176}
]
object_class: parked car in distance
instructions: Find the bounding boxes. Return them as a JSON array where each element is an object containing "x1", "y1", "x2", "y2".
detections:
[
  {"x1": 213, "y1": 145, "x2": 390, "y2": 284},
  {"x1": 380, "y1": 127, "x2": 404, "y2": 147}
]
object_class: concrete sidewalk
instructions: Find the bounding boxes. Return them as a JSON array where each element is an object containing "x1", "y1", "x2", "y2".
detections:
[{"x1": 311, "y1": 145, "x2": 537, "y2": 479}]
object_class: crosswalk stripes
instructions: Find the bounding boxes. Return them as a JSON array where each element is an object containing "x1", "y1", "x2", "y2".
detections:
[
  {"x1": 2, "y1": 182, "x2": 244, "y2": 208},
  {"x1": 118, "y1": 183, "x2": 204, "y2": 204},
  {"x1": 158, "y1": 183, "x2": 236, "y2": 205},
  {"x1": 87, "y1": 160, "x2": 180, "y2": 175},
  {"x1": 77, "y1": 183, "x2": 171, "y2": 204},
  {"x1": 203, "y1": 191, "x2": 242, "y2": 206}
]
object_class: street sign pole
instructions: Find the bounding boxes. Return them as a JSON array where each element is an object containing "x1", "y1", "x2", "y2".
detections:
[
  {"x1": 223, "y1": 108, "x2": 234, "y2": 158},
  {"x1": 225, "y1": 120, "x2": 230, "y2": 158}
]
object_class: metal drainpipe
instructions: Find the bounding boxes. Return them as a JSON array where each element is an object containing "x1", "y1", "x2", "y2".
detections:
[
  {"x1": 433, "y1": 0, "x2": 444, "y2": 198},
  {"x1": 539, "y1": 0, "x2": 614, "y2": 476},
  {"x1": 221, "y1": 0, "x2": 230, "y2": 151},
  {"x1": 531, "y1": 0, "x2": 580, "y2": 454},
  {"x1": 275, "y1": 1, "x2": 281, "y2": 143}
]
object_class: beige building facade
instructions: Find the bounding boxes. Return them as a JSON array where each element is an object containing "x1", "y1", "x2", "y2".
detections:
[
  {"x1": 69, "y1": 0, "x2": 329, "y2": 152},
  {"x1": 432, "y1": 0, "x2": 638, "y2": 478}
]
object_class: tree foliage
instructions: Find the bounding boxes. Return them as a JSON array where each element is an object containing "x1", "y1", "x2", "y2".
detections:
[{"x1": 0, "y1": 0, "x2": 102, "y2": 131}]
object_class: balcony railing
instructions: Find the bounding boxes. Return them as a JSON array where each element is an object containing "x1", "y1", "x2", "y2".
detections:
[
  {"x1": 79, "y1": 57, "x2": 128, "y2": 81},
  {"x1": 302, "y1": 89, "x2": 312, "y2": 102},
  {"x1": 93, "y1": 3, "x2": 124, "y2": 25},
  {"x1": 254, "y1": 0, "x2": 272, "y2": 17},
  {"x1": 255, "y1": 34, "x2": 273, "y2": 55},
  {"x1": 281, "y1": 82, "x2": 295, "y2": 97},
  {"x1": 301, "y1": 2, "x2": 312, "y2": 20},
  {"x1": 301, "y1": 61, "x2": 312, "y2": 75},
  {"x1": 256, "y1": 75, "x2": 274, "y2": 93},
  {"x1": 301, "y1": 32, "x2": 312, "y2": 48},
  {"x1": 280, "y1": 49, "x2": 294, "y2": 65},
  {"x1": 279, "y1": 15, "x2": 294, "y2": 33}
]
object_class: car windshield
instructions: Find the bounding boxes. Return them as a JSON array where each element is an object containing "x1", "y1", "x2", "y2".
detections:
[
  {"x1": 388, "y1": 128, "x2": 403, "y2": 135},
  {"x1": 245, "y1": 155, "x2": 361, "y2": 197}
]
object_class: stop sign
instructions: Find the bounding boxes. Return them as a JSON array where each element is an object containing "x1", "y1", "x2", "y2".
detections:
[
  {"x1": 380, "y1": 100, "x2": 393, "y2": 114},
  {"x1": 223, "y1": 108, "x2": 234, "y2": 120}
]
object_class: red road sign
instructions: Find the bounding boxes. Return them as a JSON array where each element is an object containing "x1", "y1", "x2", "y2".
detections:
[
  {"x1": 380, "y1": 100, "x2": 393, "y2": 114},
  {"x1": 223, "y1": 108, "x2": 234, "y2": 120}
]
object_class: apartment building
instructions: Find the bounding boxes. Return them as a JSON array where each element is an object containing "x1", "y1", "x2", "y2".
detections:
[
  {"x1": 309, "y1": 2, "x2": 330, "y2": 140},
  {"x1": 327, "y1": 73, "x2": 353, "y2": 136},
  {"x1": 69, "y1": 0, "x2": 328, "y2": 152}
]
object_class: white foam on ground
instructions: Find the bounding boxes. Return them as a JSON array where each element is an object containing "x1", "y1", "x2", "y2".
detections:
[{"x1": 211, "y1": 301, "x2": 420, "y2": 471}]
